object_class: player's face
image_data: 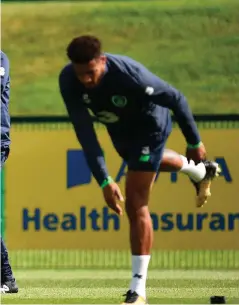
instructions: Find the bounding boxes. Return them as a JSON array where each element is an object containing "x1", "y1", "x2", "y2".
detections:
[{"x1": 73, "y1": 56, "x2": 107, "y2": 88}]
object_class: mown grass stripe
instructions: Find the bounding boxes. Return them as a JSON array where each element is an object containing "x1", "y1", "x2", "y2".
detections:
[
  {"x1": 13, "y1": 270, "x2": 239, "y2": 280},
  {"x1": 16, "y1": 279, "x2": 239, "y2": 289},
  {"x1": 2, "y1": 287, "x2": 239, "y2": 299},
  {"x1": 3, "y1": 299, "x2": 239, "y2": 305}
]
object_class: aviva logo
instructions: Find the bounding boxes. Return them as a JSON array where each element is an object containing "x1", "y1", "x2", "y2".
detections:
[
  {"x1": 66, "y1": 149, "x2": 127, "y2": 188},
  {"x1": 66, "y1": 149, "x2": 233, "y2": 188}
]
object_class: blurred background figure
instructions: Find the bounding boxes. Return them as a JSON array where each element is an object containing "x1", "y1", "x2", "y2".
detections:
[{"x1": 1, "y1": 51, "x2": 18, "y2": 293}]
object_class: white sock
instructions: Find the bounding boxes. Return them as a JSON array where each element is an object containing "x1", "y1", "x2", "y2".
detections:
[
  {"x1": 129, "y1": 255, "x2": 151, "y2": 299},
  {"x1": 179, "y1": 155, "x2": 206, "y2": 182}
]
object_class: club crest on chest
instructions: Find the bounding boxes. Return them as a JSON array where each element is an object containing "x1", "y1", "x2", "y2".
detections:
[{"x1": 111, "y1": 95, "x2": 127, "y2": 108}]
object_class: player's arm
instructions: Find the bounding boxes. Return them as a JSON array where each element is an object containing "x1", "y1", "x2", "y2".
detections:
[
  {"x1": 149, "y1": 83, "x2": 206, "y2": 161},
  {"x1": 127, "y1": 67, "x2": 205, "y2": 147},
  {"x1": 124, "y1": 67, "x2": 206, "y2": 161},
  {"x1": 59, "y1": 69, "x2": 124, "y2": 215},
  {"x1": 59, "y1": 71, "x2": 110, "y2": 187},
  {"x1": 151, "y1": 83, "x2": 200, "y2": 146},
  {"x1": 143, "y1": 77, "x2": 201, "y2": 146}
]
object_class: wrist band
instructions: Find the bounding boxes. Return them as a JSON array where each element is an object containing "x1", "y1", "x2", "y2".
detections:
[
  {"x1": 100, "y1": 176, "x2": 114, "y2": 189},
  {"x1": 187, "y1": 141, "x2": 202, "y2": 149}
]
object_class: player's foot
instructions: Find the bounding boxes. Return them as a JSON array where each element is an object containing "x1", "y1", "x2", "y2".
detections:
[
  {"x1": 121, "y1": 290, "x2": 148, "y2": 304},
  {"x1": 191, "y1": 160, "x2": 221, "y2": 207},
  {"x1": 0, "y1": 279, "x2": 19, "y2": 293}
]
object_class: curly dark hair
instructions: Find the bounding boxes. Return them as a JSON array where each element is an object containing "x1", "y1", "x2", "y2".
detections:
[{"x1": 67, "y1": 35, "x2": 102, "y2": 64}]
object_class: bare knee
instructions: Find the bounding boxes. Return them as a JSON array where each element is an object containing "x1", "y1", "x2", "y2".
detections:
[
  {"x1": 160, "y1": 149, "x2": 183, "y2": 172},
  {"x1": 125, "y1": 190, "x2": 150, "y2": 223},
  {"x1": 125, "y1": 171, "x2": 156, "y2": 222}
]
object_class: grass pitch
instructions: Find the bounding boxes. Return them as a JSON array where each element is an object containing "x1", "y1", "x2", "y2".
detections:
[
  {"x1": 2, "y1": 269, "x2": 239, "y2": 304},
  {"x1": 2, "y1": 0, "x2": 239, "y2": 115}
]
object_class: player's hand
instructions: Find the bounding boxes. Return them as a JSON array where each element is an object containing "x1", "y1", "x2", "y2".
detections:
[
  {"x1": 103, "y1": 182, "x2": 124, "y2": 216},
  {"x1": 186, "y1": 142, "x2": 207, "y2": 164}
]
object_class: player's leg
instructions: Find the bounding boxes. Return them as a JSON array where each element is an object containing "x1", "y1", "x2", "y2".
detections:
[
  {"x1": 160, "y1": 149, "x2": 221, "y2": 207},
  {"x1": 1, "y1": 238, "x2": 18, "y2": 293},
  {"x1": 123, "y1": 171, "x2": 155, "y2": 304},
  {"x1": 0, "y1": 148, "x2": 18, "y2": 294},
  {"x1": 121, "y1": 137, "x2": 167, "y2": 304},
  {"x1": 121, "y1": 142, "x2": 219, "y2": 303}
]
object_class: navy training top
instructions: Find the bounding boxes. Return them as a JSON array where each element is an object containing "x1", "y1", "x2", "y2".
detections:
[{"x1": 59, "y1": 53, "x2": 201, "y2": 185}]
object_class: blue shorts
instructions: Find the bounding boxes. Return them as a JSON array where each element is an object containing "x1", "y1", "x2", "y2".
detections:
[{"x1": 111, "y1": 131, "x2": 170, "y2": 173}]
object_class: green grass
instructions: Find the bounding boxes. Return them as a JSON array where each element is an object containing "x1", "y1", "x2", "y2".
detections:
[
  {"x1": 2, "y1": 270, "x2": 239, "y2": 304},
  {"x1": 2, "y1": 0, "x2": 239, "y2": 115},
  {"x1": 9, "y1": 250, "x2": 239, "y2": 269}
]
